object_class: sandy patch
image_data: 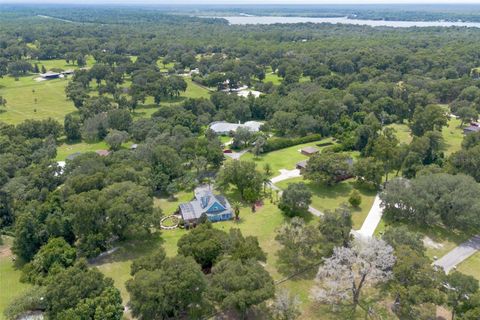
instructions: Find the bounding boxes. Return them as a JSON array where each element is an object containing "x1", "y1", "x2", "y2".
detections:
[
  {"x1": 0, "y1": 243, "x2": 12, "y2": 258},
  {"x1": 423, "y1": 236, "x2": 444, "y2": 250}
]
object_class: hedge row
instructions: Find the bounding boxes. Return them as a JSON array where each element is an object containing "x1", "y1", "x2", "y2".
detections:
[{"x1": 262, "y1": 134, "x2": 324, "y2": 153}]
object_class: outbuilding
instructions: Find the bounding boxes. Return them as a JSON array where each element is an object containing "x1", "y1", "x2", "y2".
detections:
[{"x1": 300, "y1": 146, "x2": 319, "y2": 156}]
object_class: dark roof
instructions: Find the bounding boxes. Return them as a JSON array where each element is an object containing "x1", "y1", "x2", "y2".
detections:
[
  {"x1": 296, "y1": 160, "x2": 308, "y2": 169},
  {"x1": 301, "y1": 146, "x2": 319, "y2": 154}
]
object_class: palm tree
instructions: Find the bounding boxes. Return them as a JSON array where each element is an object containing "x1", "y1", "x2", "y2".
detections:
[
  {"x1": 232, "y1": 201, "x2": 241, "y2": 221},
  {"x1": 262, "y1": 174, "x2": 271, "y2": 195}
]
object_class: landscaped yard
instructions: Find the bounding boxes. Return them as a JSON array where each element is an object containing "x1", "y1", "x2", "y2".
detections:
[
  {"x1": 457, "y1": 251, "x2": 480, "y2": 281},
  {"x1": 94, "y1": 186, "x2": 332, "y2": 319},
  {"x1": 241, "y1": 138, "x2": 335, "y2": 175},
  {"x1": 276, "y1": 177, "x2": 376, "y2": 229}
]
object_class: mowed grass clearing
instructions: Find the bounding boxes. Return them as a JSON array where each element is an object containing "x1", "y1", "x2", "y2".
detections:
[
  {"x1": 133, "y1": 78, "x2": 212, "y2": 119},
  {"x1": 241, "y1": 138, "x2": 335, "y2": 175},
  {"x1": 276, "y1": 177, "x2": 376, "y2": 229},
  {"x1": 387, "y1": 117, "x2": 463, "y2": 156},
  {"x1": 457, "y1": 251, "x2": 480, "y2": 281},
  {"x1": 0, "y1": 76, "x2": 76, "y2": 124},
  {"x1": 0, "y1": 237, "x2": 31, "y2": 320}
]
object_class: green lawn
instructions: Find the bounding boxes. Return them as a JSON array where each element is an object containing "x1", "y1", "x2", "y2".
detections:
[
  {"x1": 133, "y1": 78, "x2": 212, "y2": 119},
  {"x1": 95, "y1": 186, "x2": 326, "y2": 318},
  {"x1": 457, "y1": 251, "x2": 480, "y2": 281},
  {"x1": 276, "y1": 177, "x2": 376, "y2": 229},
  {"x1": 387, "y1": 123, "x2": 412, "y2": 144},
  {"x1": 0, "y1": 237, "x2": 31, "y2": 320},
  {"x1": 29, "y1": 56, "x2": 95, "y2": 71},
  {"x1": 442, "y1": 117, "x2": 464, "y2": 155},
  {"x1": 0, "y1": 76, "x2": 76, "y2": 124},
  {"x1": 375, "y1": 220, "x2": 474, "y2": 260},
  {"x1": 56, "y1": 140, "x2": 110, "y2": 160},
  {"x1": 387, "y1": 117, "x2": 463, "y2": 156},
  {"x1": 241, "y1": 138, "x2": 334, "y2": 175}
]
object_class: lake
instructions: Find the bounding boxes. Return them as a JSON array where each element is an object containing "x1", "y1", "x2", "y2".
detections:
[{"x1": 217, "y1": 16, "x2": 480, "y2": 28}]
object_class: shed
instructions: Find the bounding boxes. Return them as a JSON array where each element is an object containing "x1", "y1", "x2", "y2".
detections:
[
  {"x1": 300, "y1": 146, "x2": 319, "y2": 156},
  {"x1": 296, "y1": 160, "x2": 308, "y2": 171},
  {"x1": 96, "y1": 150, "x2": 110, "y2": 157}
]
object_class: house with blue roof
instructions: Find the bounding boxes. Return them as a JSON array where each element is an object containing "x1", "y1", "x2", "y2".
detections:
[{"x1": 179, "y1": 185, "x2": 233, "y2": 227}]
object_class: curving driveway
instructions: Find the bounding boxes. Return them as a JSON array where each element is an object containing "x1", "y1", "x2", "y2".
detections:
[{"x1": 433, "y1": 235, "x2": 480, "y2": 273}]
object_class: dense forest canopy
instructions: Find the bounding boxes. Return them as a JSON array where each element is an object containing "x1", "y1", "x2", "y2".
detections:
[{"x1": 1, "y1": 4, "x2": 480, "y2": 320}]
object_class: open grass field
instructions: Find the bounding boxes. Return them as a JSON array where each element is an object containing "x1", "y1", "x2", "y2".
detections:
[
  {"x1": 29, "y1": 56, "x2": 95, "y2": 71},
  {"x1": 0, "y1": 76, "x2": 76, "y2": 124},
  {"x1": 132, "y1": 78, "x2": 212, "y2": 119},
  {"x1": 241, "y1": 138, "x2": 335, "y2": 175},
  {"x1": 0, "y1": 237, "x2": 31, "y2": 320},
  {"x1": 387, "y1": 117, "x2": 463, "y2": 156},
  {"x1": 276, "y1": 177, "x2": 376, "y2": 229},
  {"x1": 442, "y1": 117, "x2": 464, "y2": 155},
  {"x1": 56, "y1": 140, "x2": 112, "y2": 160},
  {"x1": 457, "y1": 251, "x2": 480, "y2": 281}
]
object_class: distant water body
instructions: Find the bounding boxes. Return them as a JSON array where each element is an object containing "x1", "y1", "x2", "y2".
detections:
[{"x1": 219, "y1": 16, "x2": 480, "y2": 28}]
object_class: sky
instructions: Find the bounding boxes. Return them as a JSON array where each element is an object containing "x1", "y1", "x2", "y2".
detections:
[{"x1": 3, "y1": 0, "x2": 480, "y2": 4}]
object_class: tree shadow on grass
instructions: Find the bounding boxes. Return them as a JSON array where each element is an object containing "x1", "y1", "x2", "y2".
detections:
[{"x1": 90, "y1": 232, "x2": 164, "y2": 266}]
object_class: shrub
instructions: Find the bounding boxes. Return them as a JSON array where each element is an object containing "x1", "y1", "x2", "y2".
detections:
[
  {"x1": 348, "y1": 190, "x2": 362, "y2": 208},
  {"x1": 263, "y1": 134, "x2": 323, "y2": 153}
]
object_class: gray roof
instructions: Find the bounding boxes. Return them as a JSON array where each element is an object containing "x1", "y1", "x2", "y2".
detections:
[
  {"x1": 296, "y1": 160, "x2": 308, "y2": 169},
  {"x1": 301, "y1": 146, "x2": 319, "y2": 154},
  {"x1": 209, "y1": 121, "x2": 263, "y2": 134},
  {"x1": 180, "y1": 185, "x2": 232, "y2": 221},
  {"x1": 464, "y1": 125, "x2": 480, "y2": 133}
]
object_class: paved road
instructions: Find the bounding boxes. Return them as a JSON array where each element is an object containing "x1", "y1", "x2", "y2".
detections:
[
  {"x1": 271, "y1": 169, "x2": 301, "y2": 184},
  {"x1": 433, "y1": 235, "x2": 480, "y2": 273},
  {"x1": 356, "y1": 195, "x2": 383, "y2": 238}
]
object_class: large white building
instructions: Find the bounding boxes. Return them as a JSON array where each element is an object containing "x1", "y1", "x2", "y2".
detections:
[{"x1": 209, "y1": 121, "x2": 263, "y2": 135}]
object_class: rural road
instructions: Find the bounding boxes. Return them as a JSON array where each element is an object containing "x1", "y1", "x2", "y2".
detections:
[
  {"x1": 271, "y1": 169, "x2": 301, "y2": 184},
  {"x1": 433, "y1": 235, "x2": 480, "y2": 273},
  {"x1": 356, "y1": 195, "x2": 383, "y2": 238},
  {"x1": 270, "y1": 169, "x2": 323, "y2": 217}
]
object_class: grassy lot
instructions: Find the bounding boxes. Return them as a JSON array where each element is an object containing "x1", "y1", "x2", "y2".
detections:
[
  {"x1": 386, "y1": 123, "x2": 412, "y2": 144},
  {"x1": 0, "y1": 76, "x2": 76, "y2": 124},
  {"x1": 442, "y1": 117, "x2": 463, "y2": 155},
  {"x1": 387, "y1": 118, "x2": 463, "y2": 156},
  {"x1": 56, "y1": 140, "x2": 109, "y2": 160},
  {"x1": 0, "y1": 237, "x2": 31, "y2": 320},
  {"x1": 276, "y1": 177, "x2": 376, "y2": 229},
  {"x1": 457, "y1": 251, "x2": 480, "y2": 280},
  {"x1": 241, "y1": 138, "x2": 335, "y2": 175},
  {"x1": 133, "y1": 78, "x2": 212, "y2": 119},
  {"x1": 374, "y1": 220, "x2": 474, "y2": 260},
  {"x1": 56, "y1": 140, "x2": 135, "y2": 161},
  {"x1": 29, "y1": 56, "x2": 95, "y2": 71}
]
